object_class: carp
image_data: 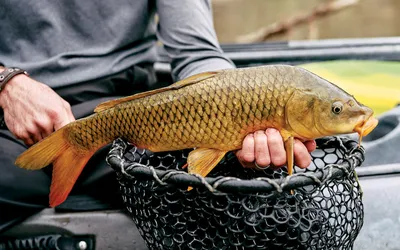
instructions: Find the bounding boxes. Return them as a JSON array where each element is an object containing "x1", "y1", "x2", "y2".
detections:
[{"x1": 15, "y1": 65, "x2": 378, "y2": 207}]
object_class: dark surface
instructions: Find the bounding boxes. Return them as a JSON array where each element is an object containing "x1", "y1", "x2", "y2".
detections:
[
  {"x1": 2, "y1": 209, "x2": 148, "y2": 250},
  {"x1": 354, "y1": 172, "x2": 400, "y2": 250}
]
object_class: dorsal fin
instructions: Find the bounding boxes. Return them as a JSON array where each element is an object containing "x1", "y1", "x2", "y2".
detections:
[{"x1": 94, "y1": 71, "x2": 220, "y2": 113}]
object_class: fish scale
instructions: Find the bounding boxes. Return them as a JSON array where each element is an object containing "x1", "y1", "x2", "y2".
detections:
[
  {"x1": 71, "y1": 66, "x2": 293, "y2": 153},
  {"x1": 137, "y1": 69, "x2": 278, "y2": 145}
]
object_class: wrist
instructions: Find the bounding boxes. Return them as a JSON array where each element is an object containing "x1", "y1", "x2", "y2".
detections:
[
  {"x1": 0, "y1": 67, "x2": 29, "y2": 92},
  {"x1": 0, "y1": 67, "x2": 30, "y2": 108}
]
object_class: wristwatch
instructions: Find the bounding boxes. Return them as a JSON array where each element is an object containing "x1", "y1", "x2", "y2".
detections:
[{"x1": 0, "y1": 67, "x2": 29, "y2": 92}]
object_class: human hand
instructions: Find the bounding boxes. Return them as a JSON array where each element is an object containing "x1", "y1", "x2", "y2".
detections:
[
  {"x1": 236, "y1": 128, "x2": 316, "y2": 170},
  {"x1": 0, "y1": 74, "x2": 75, "y2": 146}
]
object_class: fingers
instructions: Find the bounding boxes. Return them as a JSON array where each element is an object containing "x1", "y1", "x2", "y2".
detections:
[
  {"x1": 25, "y1": 123, "x2": 42, "y2": 146},
  {"x1": 15, "y1": 129, "x2": 37, "y2": 147},
  {"x1": 54, "y1": 117, "x2": 69, "y2": 131},
  {"x1": 237, "y1": 129, "x2": 314, "y2": 171},
  {"x1": 53, "y1": 108, "x2": 71, "y2": 130},
  {"x1": 53, "y1": 101, "x2": 75, "y2": 131},
  {"x1": 294, "y1": 139, "x2": 312, "y2": 168},
  {"x1": 304, "y1": 140, "x2": 317, "y2": 152},
  {"x1": 23, "y1": 137, "x2": 35, "y2": 147},
  {"x1": 236, "y1": 134, "x2": 255, "y2": 168},
  {"x1": 63, "y1": 100, "x2": 75, "y2": 123},
  {"x1": 66, "y1": 109, "x2": 75, "y2": 123},
  {"x1": 30, "y1": 131, "x2": 43, "y2": 144},
  {"x1": 21, "y1": 101, "x2": 74, "y2": 145},
  {"x1": 39, "y1": 120, "x2": 54, "y2": 139},
  {"x1": 254, "y1": 131, "x2": 270, "y2": 167},
  {"x1": 265, "y1": 128, "x2": 286, "y2": 166},
  {"x1": 237, "y1": 128, "x2": 287, "y2": 169}
]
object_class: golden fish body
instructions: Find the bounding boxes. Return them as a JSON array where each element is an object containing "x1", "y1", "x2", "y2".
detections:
[
  {"x1": 15, "y1": 65, "x2": 378, "y2": 207},
  {"x1": 72, "y1": 65, "x2": 334, "y2": 152},
  {"x1": 73, "y1": 66, "x2": 294, "y2": 152}
]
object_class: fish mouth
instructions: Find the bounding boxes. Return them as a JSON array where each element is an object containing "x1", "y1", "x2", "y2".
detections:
[{"x1": 353, "y1": 116, "x2": 379, "y2": 145}]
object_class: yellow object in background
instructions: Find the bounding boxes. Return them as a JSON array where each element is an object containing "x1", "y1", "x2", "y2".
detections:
[{"x1": 300, "y1": 60, "x2": 400, "y2": 115}]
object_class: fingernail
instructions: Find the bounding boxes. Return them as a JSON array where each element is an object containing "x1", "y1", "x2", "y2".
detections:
[
  {"x1": 255, "y1": 130, "x2": 264, "y2": 135},
  {"x1": 266, "y1": 128, "x2": 277, "y2": 134}
]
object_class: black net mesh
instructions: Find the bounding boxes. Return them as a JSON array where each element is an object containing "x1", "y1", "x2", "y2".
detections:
[{"x1": 107, "y1": 136, "x2": 364, "y2": 250}]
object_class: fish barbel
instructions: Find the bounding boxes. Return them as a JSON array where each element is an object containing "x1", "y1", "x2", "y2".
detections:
[{"x1": 15, "y1": 65, "x2": 378, "y2": 207}]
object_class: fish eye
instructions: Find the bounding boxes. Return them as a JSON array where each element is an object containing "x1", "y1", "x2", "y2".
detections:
[{"x1": 332, "y1": 101, "x2": 343, "y2": 114}]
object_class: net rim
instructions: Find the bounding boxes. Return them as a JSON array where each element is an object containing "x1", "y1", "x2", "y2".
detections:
[{"x1": 106, "y1": 136, "x2": 365, "y2": 194}]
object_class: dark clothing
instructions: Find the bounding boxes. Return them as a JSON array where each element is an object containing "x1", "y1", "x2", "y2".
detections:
[
  {"x1": 0, "y1": 0, "x2": 234, "y2": 87},
  {"x1": 0, "y1": 65, "x2": 155, "y2": 232}
]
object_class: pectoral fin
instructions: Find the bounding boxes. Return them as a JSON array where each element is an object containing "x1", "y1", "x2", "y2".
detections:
[
  {"x1": 187, "y1": 148, "x2": 227, "y2": 177},
  {"x1": 280, "y1": 130, "x2": 295, "y2": 194},
  {"x1": 284, "y1": 136, "x2": 294, "y2": 176},
  {"x1": 284, "y1": 136, "x2": 295, "y2": 194}
]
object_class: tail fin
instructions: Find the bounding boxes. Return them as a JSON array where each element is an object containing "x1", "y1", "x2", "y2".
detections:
[{"x1": 15, "y1": 126, "x2": 95, "y2": 207}]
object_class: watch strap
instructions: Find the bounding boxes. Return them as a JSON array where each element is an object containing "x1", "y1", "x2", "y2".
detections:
[{"x1": 0, "y1": 67, "x2": 29, "y2": 91}]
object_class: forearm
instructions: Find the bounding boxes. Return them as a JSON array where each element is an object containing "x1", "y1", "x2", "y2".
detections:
[{"x1": 156, "y1": 0, "x2": 235, "y2": 81}]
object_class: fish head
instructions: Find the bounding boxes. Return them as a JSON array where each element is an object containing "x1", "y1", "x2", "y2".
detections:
[{"x1": 285, "y1": 85, "x2": 378, "y2": 142}]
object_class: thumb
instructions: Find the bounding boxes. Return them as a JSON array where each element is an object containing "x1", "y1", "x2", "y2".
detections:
[
  {"x1": 66, "y1": 107, "x2": 76, "y2": 124},
  {"x1": 63, "y1": 100, "x2": 76, "y2": 124},
  {"x1": 54, "y1": 111, "x2": 74, "y2": 131},
  {"x1": 53, "y1": 118, "x2": 70, "y2": 131}
]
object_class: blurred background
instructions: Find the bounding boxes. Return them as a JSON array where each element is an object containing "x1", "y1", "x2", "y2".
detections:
[
  {"x1": 209, "y1": 3, "x2": 400, "y2": 249},
  {"x1": 211, "y1": 0, "x2": 400, "y2": 43}
]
